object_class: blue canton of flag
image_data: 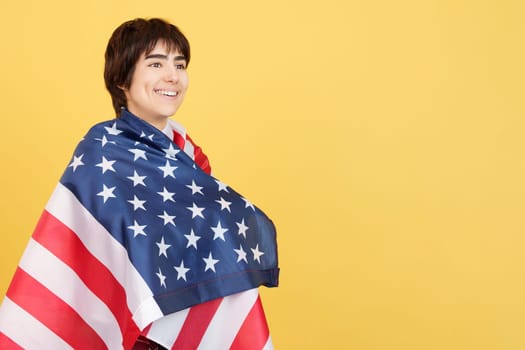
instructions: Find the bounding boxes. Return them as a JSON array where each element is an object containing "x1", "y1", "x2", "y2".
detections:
[{"x1": 61, "y1": 110, "x2": 279, "y2": 315}]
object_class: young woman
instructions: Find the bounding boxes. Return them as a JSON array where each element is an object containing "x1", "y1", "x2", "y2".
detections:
[{"x1": 0, "y1": 18, "x2": 279, "y2": 350}]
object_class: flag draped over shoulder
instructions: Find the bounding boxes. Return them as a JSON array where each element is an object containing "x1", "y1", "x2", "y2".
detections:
[{"x1": 0, "y1": 110, "x2": 279, "y2": 349}]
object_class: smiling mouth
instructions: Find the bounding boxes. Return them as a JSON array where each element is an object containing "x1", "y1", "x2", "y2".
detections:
[{"x1": 155, "y1": 89, "x2": 178, "y2": 97}]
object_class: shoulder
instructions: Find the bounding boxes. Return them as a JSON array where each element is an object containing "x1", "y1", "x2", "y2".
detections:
[{"x1": 84, "y1": 118, "x2": 121, "y2": 139}]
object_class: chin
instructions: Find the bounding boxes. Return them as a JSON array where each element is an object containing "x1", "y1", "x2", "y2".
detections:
[
  {"x1": 161, "y1": 106, "x2": 181, "y2": 117},
  {"x1": 163, "y1": 111, "x2": 178, "y2": 118}
]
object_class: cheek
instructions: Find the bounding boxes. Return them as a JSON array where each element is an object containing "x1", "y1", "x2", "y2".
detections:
[
  {"x1": 181, "y1": 73, "x2": 190, "y2": 90},
  {"x1": 129, "y1": 69, "x2": 155, "y2": 90}
]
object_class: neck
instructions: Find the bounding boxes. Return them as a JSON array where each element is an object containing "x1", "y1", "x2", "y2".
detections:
[{"x1": 123, "y1": 109, "x2": 169, "y2": 130}]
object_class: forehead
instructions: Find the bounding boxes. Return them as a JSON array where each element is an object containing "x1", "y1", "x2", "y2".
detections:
[{"x1": 143, "y1": 40, "x2": 183, "y2": 57}]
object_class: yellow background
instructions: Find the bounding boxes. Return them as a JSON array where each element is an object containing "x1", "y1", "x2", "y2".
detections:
[{"x1": 1, "y1": 1, "x2": 525, "y2": 349}]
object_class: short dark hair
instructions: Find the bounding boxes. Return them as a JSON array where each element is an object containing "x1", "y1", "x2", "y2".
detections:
[{"x1": 104, "y1": 18, "x2": 191, "y2": 116}]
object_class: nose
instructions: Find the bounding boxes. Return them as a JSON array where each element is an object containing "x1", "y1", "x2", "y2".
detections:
[{"x1": 164, "y1": 65, "x2": 180, "y2": 83}]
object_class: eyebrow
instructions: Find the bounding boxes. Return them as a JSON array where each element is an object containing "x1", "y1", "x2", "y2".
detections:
[{"x1": 144, "y1": 54, "x2": 186, "y2": 61}]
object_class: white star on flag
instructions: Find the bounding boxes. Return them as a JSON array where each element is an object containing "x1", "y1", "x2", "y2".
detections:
[
  {"x1": 242, "y1": 197, "x2": 255, "y2": 211},
  {"x1": 157, "y1": 187, "x2": 175, "y2": 202},
  {"x1": 96, "y1": 156, "x2": 116, "y2": 174},
  {"x1": 215, "y1": 179, "x2": 229, "y2": 192},
  {"x1": 158, "y1": 160, "x2": 177, "y2": 178},
  {"x1": 97, "y1": 184, "x2": 116, "y2": 203},
  {"x1": 251, "y1": 244, "x2": 265, "y2": 263},
  {"x1": 158, "y1": 211, "x2": 176, "y2": 226},
  {"x1": 236, "y1": 219, "x2": 249, "y2": 238},
  {"x1": 211, "y1": 222, "x2": 228, "y2": 241},
  {"x1": 128, "y1": 220, "x2": 147, "y2": 237},
  {"x1": 104, "y1": 122, "x2": 123, "y2": 135},
  {"x1": 162, "y1": 144, "x2": 180, "y2": 159},
  {"x1": 184, "y1": 229, "x2": 201, "y2": 249},
  {"x1": 128, "y1": 148, "x2": 148, "y2": 161},
  {"x1": 156, "y1": 268, "x2": 167, "y2": 288},
  {"x1": 234, "y1": 245, "x2": 248, "y2": 263},
  {"x1": 203, "y1": 252, "x2": 219, "y2": 272},
  {"x1": 127, "y1": 170, "x2": 147, "y2": 187},
  {"x1": 95, "y1": 135, "x2": 116, "y2": 147},
  {"x1": 174, "y1": 261, "x2": 190, "y2": 281},
  {"x1": 140, "y1": 131, "x2": 155, "y2": 140},
  {"x1": 215, "y1": 197, "x2": 232, "y2": 212},
  {"x1": 186, "y1": 180, "x2": 204, "y2": 195},
  {"x1": 68, "y1": 154, "x2": 84, "y2": 172},
  {"x1": 127, "y1": 195, "x2": 146, "y2": 211},
  {"x1": 156, "y1": 237, "x2": 171, "y2": 258},
  {"x1": 186, "y1": 202, "x2": 205, "y2": 219}
]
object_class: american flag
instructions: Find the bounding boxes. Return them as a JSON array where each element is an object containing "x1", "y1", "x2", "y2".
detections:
[{"x1": 0, "y1": 110, "x2": 279, "y2": 349}]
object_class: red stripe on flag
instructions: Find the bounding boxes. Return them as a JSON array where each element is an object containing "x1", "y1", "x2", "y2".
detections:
[
  {"x1": 32, "y1": 210, "x2": 140, "y2": 349},
  {"x1": 187, "y1": 135, "x2": 211, "y2": 175},
  {"x1": 6, "y1": 267, "x2": 108, "y2": 349},
  {"x1": 229, "y1": 296, "x2": 270, "y2": 350},
  {"x1": 172, "y1": 131, "x2": 186, "y2": 150},
  {"x1": 0, "y1": 332, "x2": 24, "y2": 350},
  {"x1": 171, "y1": 297, "x2": 223, "y2": 350}
]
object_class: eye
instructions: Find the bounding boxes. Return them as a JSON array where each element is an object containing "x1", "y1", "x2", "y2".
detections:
[
  {"x1": 175, "y1": 63, "x2": 187, "y2": 70},
  {"x1": 149, "y1": 62, "x2": 162, "y2": 68}
]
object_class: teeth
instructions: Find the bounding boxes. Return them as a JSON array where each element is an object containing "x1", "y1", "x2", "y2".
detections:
[{"x1": 156, "y1": 90, "x2": 178, "y2": 97}]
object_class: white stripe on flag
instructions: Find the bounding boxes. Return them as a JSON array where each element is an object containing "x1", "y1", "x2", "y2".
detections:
[
  {"x1": 19, "y1": 239, "x2": 122, "y2": 349},
  {"x1": 197, "y1": 289, "x2": 259, "y2": 350},
  {"x1": 46, "y1": 183, "x2": 163, "y2": 328},
  {"x1": 146, "y1": 307, "x2": 190, "y2": 348},
  {"x1": 184, "y1": 140, "x2": 195, "y2": 160},
  {"x1": 0, "y1": 296, "x2": 73, "y2": 350}
]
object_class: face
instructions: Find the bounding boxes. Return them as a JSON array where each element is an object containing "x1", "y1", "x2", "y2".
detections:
[{"x1": 124, "y1": 41, "x2": 189, "y2": 129}]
